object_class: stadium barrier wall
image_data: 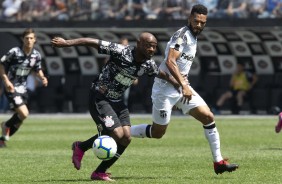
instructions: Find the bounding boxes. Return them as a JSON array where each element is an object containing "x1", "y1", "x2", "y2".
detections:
[{"x1": 0, "y1": 27, "x2": 281, "y2": 114}]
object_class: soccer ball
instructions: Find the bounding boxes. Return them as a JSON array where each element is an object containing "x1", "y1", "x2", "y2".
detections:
[{"x1": 93, "y1": 135, "x2": 117, "y2": 161}]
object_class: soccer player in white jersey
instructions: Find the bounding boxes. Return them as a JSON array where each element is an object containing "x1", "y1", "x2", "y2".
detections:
[
  {"x1": 0, "y1": 28, "x2": 48, "y2": 148},
  {"x1": 131, "y1": 4, "x2": 239, "y2": 174}
]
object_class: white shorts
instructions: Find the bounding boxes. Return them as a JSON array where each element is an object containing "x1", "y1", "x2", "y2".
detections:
[{"x1": 152, "y1": 78, "x2": 207, "y2": 125}]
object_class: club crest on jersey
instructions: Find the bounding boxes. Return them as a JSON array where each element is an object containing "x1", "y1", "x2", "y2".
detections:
[
  {"x1": 30, "y1": 58, "x2": 36, "y2": 67},
  {"x1": 103, "y1": 116, "x2": 114, "y2": 127},
  {"x1": 160, "y1": 110, "x2": 167, "y2": 118}
]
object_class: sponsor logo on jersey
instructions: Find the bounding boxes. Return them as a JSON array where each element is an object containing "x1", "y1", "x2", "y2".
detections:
[
  {"x1": 181, "y1": 53, "x2": 194, "y2": 61},
  {"x1": 16, "y1": 67, "x2": 30, "y2": 76},
  {"x1": 107, "y1": 90, "x2": 122, "y2": 99},
  {"x1": 114, "y1": 73, "x2": 133, "y2": 86}
]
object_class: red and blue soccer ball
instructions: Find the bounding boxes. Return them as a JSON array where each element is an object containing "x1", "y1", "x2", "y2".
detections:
[{"x1": 93, "y1": 135, "x2": 117, "y2": 161}]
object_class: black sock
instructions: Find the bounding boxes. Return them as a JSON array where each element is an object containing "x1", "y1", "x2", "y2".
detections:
[
  {"x1": 79, "y1": 134, "x2": 98, "y2": 152},
  {"x1": 95, "y1": 143, "x2": 127, "y2": 173},
  {"x1": 203, "y1": 123, "x2": 216, "y2": 129},
  {"x1": 5, "y1": 113, "x2": 22, "y2": 136},
  {"x1": 146, "y1": 125, "x2": 152, "y2": 138}
]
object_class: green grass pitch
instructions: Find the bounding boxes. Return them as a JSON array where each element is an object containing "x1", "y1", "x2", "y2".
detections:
[{"x1": 0, "y1": 114, "x2": 282, "y2": 184}]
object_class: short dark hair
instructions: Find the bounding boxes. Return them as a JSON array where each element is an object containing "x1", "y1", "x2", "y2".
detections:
[
  {"x1": 22, "y1": 28, "x2": 35, "y2": 38},
  {"x1": 191, "y1": 4, "x2": 208, "y2": 15}
]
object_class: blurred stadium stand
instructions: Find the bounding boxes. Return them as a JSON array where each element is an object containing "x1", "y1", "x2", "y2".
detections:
[{"x1": 0, "y1": 0, "x2": 281, "y2": 22}]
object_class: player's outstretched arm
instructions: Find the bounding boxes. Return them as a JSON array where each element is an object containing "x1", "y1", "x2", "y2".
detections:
[{"x1": 51, "y1": 37, "x2": 99, "y2": 49}]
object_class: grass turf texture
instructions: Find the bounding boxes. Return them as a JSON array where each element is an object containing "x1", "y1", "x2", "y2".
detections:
[{"x1": 0, "y1": 115, "x2": 281, "y2": 184}]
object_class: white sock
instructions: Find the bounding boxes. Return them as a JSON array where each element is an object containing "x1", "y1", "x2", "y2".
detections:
[
  {"x1": 203, "y1": 122, "x2": 223, "y2": 162},
  {"x1": 130, "y1": 124, "x2": 151, "y2": 138}
]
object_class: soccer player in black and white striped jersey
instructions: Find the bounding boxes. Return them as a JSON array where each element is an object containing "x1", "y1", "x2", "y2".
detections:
[
  {"x1": 51, "y1": 32, "x2": 180, "y2": 181},
  {"x1": 0, "y1": 28, "x2": 48, "y2": 148}
]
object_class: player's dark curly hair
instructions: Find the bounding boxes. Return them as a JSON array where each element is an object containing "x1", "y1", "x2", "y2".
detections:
[{"x1": 191, "y1": 4, "x2": 208, "y2": 15}]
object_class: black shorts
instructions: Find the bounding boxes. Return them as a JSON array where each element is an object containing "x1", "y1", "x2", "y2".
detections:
[
  {"x1": 5, "y1": 91, "x2": 27, "y2": 110},
  {"x1": 89, "y1": 90, "x2": 130, "y2": 134}
]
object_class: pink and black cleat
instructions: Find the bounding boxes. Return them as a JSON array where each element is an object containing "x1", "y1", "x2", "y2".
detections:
[
  {"x1": 275, "y1": 112, "x2": 282, "y2": 133},
  {"x1": 91, "y1": 172, "x2": 115, "y2": 182},
  {"x1": 71, "y1": 141, "x2": 85, "y2": 170}
]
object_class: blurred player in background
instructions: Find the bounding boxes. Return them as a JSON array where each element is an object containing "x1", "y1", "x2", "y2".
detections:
[
  {"x1": 275, "y1": 112, "x2": 282, "y2": 133},
  {"x1": 51, "y1": 32, "x2": 179, "y2": 181},
  {"x1": 131, "y1": 4, "x2": 239, "y2": 175},
  {"x1": 215, "y1": 62, "x2": 258, "y2": 114},
  {"x1": 0, "y1": 79, "x2": 9, "y2": 113},
  {"x1": 0, "y1": 28, "x2": 48, "y2": 148}
]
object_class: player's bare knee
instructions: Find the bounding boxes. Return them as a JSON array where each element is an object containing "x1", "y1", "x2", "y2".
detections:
[
  {"x1": 201, "y1": 111, "x2": 215, "y2": 125},
  {"x1": 122, "y1": 135, "x2": 131, "y2": 145},
  {"x1": 207, "y1": 111, "x2": 214, "y2": 122},
  {"x1": 18, "y1": 111, "x2": 29, "y2": 120},
  {"x1": 112, "y1": 128, "x2": 125, "y2": 140}
]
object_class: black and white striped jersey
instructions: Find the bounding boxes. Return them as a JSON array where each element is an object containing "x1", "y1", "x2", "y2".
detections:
[
  {"x1": 94, "y1": 40, "x2": 159, "y2": 101},
  {"x1": 0, "y1": 47, "x2": 42, "y2": 93}
]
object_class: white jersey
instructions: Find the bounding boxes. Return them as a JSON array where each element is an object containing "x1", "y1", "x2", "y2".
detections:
[
  {"x1": 152, "y1": 26, "x2": 207, "y2": 125},
  {"x1": 158, "y1": 26, "x2": 197, "y2": 77}
]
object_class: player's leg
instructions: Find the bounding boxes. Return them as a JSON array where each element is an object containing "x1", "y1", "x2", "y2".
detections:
[
  {"x1": 131, "y1": 95, "x2": 175, "y2": 139},
  {"x1": 215, "y1": 91, "x2": 232, "y2": 111},
  {"x1": 189, "y1": 105, "x2": 223, "y2": 161},
  {"x1": 189, "y1": 105, "x2": 239, "y2": 174},
  {"x1": 178, "y1": 86, "x2": 238, "y2": 174},
  {"x1": 131, "y1": 122, "x2": 169, "y2": 139},
  {"x1": 92, "y1": 125, "x2": 130, "y2": 180},
  {"x1": 236, "y1": 91, "x2": 246, "y2": 107},
  {"x1": 71, "y1": 91, "x2": 100, "y2": 170},
  {"x1": 275, "y1": 112, "x2": 282, "y2": 133},
  {"x1": 233, "y1": 90, "x2": 246, "y2": 114},
  {"x1": 1, "y1": 93, "x2": 28, "y2": 146},
  {"x1": 8, "y1": 104, "x2": 29, "y2": 136},
  {"x1": 131, "y1": 80, "x2": 178, "y2": 138},
  {"x1": 91, "y1": 104, "x2": 131, "y2": 181}
]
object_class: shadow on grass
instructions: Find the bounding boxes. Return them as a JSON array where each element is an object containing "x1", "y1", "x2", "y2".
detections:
[
  {"x1": 263, "y1": 147, "x2": 282, "y2": 150},
  {"x1": 30, "y1": 179, "x2": 91, "y2": 183},
  {"x1": 29, "y1": 176, "x2": 188, "y2": 183},
  {"x1": 27, "y1": 174, "x2": 236, "y2": 183}
]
